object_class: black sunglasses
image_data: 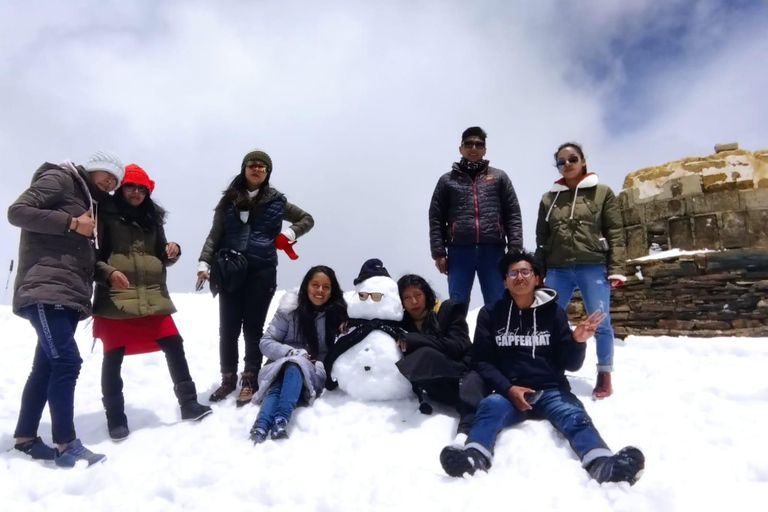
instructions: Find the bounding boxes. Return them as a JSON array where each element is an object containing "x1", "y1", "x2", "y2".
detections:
[
  {"x1": 123, "y1": 183, "x2": 149, "y2": 194},
  {"x1": 462, "y1": 140, "x2": 486, "y2": 149},
  {"x1": 556, "y1": 155, "x2": 580, "y2": 169}
]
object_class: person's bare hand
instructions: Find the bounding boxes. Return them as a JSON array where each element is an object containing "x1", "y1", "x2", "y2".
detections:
[
  {"x1": 572, "y1": 310, "x2": 608, "y2": 343},
  {"x1": 507, "y1": 385, "x2": 534, "y2": 411},
  {"x1": 165, "y1": 242, "x2": 180, "y2": 259},
  {"x1": 109, "y1": 271, "x2": 130, "y2": 290},
  {"x1": 195, "y1": 271, "x2": 209, "y2": 291},
  {"x1": 396, "y1": 337, "x2": 407, "y2": 352},
  {"x1": 610, "y1": 278, "x2": 624, "y2": 289},
  {"x1": 434, "y1": 256, "x2": 448, "y2": 274},
  {"x1": 72, "y1": 211, "x2": 95, "y2": 237}
]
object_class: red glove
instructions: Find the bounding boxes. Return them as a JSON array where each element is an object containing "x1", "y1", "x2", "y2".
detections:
[{"x1": 276, "y1": 233, "x2": 299, "y2": 260}]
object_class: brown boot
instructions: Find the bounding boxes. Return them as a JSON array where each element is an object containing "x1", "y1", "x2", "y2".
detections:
[
  {"x1": 236, "y1": 372, "x2": 257, "y2": 408},
  {"x1": 209, "y1": 373, "x2": 237, "y2": 402},
  {"x1": 592, "y1": 372, "x2": 613, "y2": 400}
]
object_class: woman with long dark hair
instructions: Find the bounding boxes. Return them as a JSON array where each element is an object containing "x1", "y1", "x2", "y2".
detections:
[
  {"x1": 535, "y1": 142, "x2": 625, "y2": 399},
  {"x1": 197, "y1": 150, "x2": 314, "y2": 406},
  {"x1": 248, "y1": 265, "x2": 347, "y2": 443},
  {"x1": 93, "y1": 164, "x2": 211, "y2": 441}
]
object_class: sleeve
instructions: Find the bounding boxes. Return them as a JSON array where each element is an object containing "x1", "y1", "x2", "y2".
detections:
[
  {"x1": 404, "y1": 302, "x2": 470, "y2": 360},
  {"x1": 155, "y1": 222, "x2": 180, "y2": 267},
  {"x1": 500, "y1": 173, "x2": 523, "y2": 251},
  {"x1": 7, "y1": 171, "x2": 73, "y2": 235},
  {"x1": 198, "y1": 207, "x2": 224, "y2": 266},
  {"x1": 534, "y1": 197, "x2": 551, "y2": 273},
  {"x1": 552, "y1": 306, "x2": 586, "y2": 372},
  {"x1": 601, "y1": 187, "x2": 626, "y2": 279},
  {"x1": 94, "y1": 216, "x2": 117, "y2": 286},
  {"x1": 282, "y1": 201, "x2": 315, "y2": 238},
  {"x1": 428, "y1": 177, "x2": 448, "y2": 259},
  {"x1": 470, "y1": 307, "x2": 512, "y2": 394},
  {"x1": 259, "y1": 311, "x2": 295, "y2": 360}
]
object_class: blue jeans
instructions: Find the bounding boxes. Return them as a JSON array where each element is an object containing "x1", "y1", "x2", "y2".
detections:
[
  {"x1": 545, "y1": 265, "x2": 615, "y2": 372},
  {"x1": 14, "y1": 304, "x2": 83, "y2": 444},
  {"x1": 447, "y1": 244, "x2": 506, "y2": 306},
  {"x1": 466, "y1": 391, "x2": 612, "y2": 466},
  {"x1": 254, "y1": 363, "x2": 303, "y2": 431}
]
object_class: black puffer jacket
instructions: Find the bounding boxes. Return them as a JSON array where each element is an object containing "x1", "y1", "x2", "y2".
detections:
[{"x1": 429, "y1": 162, "x2": 523, "y2": 258}]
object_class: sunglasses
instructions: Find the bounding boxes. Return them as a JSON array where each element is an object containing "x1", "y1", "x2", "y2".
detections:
[
  {"x1": 358, "y1": 292, "x2": 384, "y2": 302},
  {"x1": 462, "y1": 140, "x2": 486, "y2": 149},
  {"x1": 556, "y1": 155, "x2": 581, "y2": 169},
  {"x1": 123, "y1": 183, "x2": 149, "y2": 195},
  {"x1": 506, "y1": 268, "x2": 534, "y2": 279}
]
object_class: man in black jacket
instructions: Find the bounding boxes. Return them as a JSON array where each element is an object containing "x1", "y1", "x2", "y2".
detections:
[
  {"x1": 394, "y1": 275, "x2": 486, "y2": 443},
  {"x1": 428, "y1": 126, "x2": 522, "y2": 306},
  {"x1": 439, "y1": 250, "x2": 645, "y2": 485}
]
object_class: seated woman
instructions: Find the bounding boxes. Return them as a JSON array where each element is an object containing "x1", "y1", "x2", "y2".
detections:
[
  {"x1": 249, "y1": 265, "x2": 347, "y2": 443},
  {"x1": 93, "y1": 164, "x2": 211, "y2": 441},
  {"x1": 395, "y1": 275, "x2": 486, "y2": 443}
]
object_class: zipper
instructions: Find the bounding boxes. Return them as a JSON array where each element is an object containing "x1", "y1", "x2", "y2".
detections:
[{"x1": 472, "y1": 176, "x2": 480, "y2": 243}]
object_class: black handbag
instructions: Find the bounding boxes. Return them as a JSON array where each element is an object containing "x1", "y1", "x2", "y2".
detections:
[{"x1": 210, "y1": 248, "x2": 248, "y2": 295}]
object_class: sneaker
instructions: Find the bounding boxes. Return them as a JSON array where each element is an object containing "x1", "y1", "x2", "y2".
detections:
[
  {"x1": 14, "y1": 437, "x2": 55, "y2": 461},
  {"x1": 270, "y1": 417, "x2": 289, "y2": 440},
  {"x1": 249, "y1": 427, "x2": 268, "y2": 445},
  {"x1": 587, "y1": 446, "x2": 645, "y2": 485},
  {"x1": 236, "y1": 372, "x2": 256, "y2": 408},
  {"x1": 54, "y1": 439, "x2": 107, "y2": 468},
  {"x1": 592, "y1": 372, "x2": 613, "y2": 400},
  {"x1": 108, "y1": 425, "x2": 130, "y2": 442},
  {"x1": 209, "y1": 373, "x2": 237, "y2": 402},
  {"x1": 439, "y1": 446, "x2": 489, "y2": 477}
]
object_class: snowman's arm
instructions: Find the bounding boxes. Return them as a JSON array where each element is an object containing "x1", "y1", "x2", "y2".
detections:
[
  {"x1": 471, "y1": 307, "x2": 513, "y2": 395},
  {"x1": 259, "y1": 310, "x2": 296, "y2": 360}
]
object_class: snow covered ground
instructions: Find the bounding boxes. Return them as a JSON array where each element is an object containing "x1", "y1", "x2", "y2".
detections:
[{"x1": 2, "y1": 292, "x2": 767, "y2": 512}]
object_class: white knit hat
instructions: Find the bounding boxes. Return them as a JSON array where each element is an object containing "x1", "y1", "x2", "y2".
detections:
[{"x1": 82, "y1": 150, "x2": 125, "y2": 185}]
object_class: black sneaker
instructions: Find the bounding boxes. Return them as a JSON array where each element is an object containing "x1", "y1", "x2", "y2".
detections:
[
  {"x1": 54, "y1": 439, "x2": 107, "y2": 468},
  {"x1": 587, "y1": 446, "x2": 645, "y2": 485},
  {"x1": 249, "y1": 427, "x2": 268, "y2": 444},
  {"x1": 14, "y1": 437, "x2": 55, "y2": 461},
  {"x1": 270, "y1": 417, "x2": 289, "y2": 440},
  {"x1": 108, "y1": 425, "x2": 130, "y2": 442},
  {"x1": 440, "y1": 446, "x2": 489, "y2": 477}
]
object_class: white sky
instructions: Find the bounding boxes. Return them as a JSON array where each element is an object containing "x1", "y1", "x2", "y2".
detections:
[{"x1": 1, "y1": 0, "x2": 767, "y2": 305}]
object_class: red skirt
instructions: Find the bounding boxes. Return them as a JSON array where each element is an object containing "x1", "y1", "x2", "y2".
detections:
[{"x1": 93, "y1": 315, "x2": 179, "y2": 355}]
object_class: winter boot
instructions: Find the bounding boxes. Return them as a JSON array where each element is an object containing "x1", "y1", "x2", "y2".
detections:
[
  {"x1": 249, "y1": 426, "x2": 268, "y2": 444},
  {"x1": 592, "y1": 372, "x2": 613, "y2": 400},
  {"x1": 54, "y1": 439, "x2": 107, "y2": 468},
  {"x1": 174, "y1": 381, "x2": 213, "y2": 421},
  {"x1": 209, "y1": 372, "x2": 237, "y2": 402},
  {"x1": 236, "y1": 372, "x2": 257, "y2": 408},
  {"x1": 102, "y1": 394, "x2": 130, "y2": 441},
  {"x1": 14, "y1": 437, "x2": 55, "y2": 461},
  {"x1": 270, "y1": 417, "x2": 289, "y2": 440},
  {"x1": 439, "y1": 446, "x2": 490, "y2": 477},
  {"x1": 587, "y1": 446, "x2": 645, "y2": 485}
]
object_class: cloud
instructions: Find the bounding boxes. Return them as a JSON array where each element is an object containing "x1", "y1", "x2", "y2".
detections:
[{"x1": 1, "y1": 0, "x2": 766, "y2": 306}]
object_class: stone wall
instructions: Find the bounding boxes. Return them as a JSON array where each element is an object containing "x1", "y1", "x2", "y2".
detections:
[{"x1": 567, "y1": 147, "x2": 768, "y2": 337}]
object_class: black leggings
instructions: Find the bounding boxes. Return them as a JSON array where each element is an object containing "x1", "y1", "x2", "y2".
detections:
[
  {"x1": 101, "y1": 335, "x2": 192, "y2": 399},
  {"x1": 420, "y1": 370, "x2": 487, "y2": 436}
]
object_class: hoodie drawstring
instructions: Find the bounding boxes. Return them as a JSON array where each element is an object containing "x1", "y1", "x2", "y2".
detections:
[
  {"x1": 569, "y1": 187, "x2": 579, "y2": 220},
  {"x1": 544, "y1": 190, "x2": 561, "y2": 222},
  {"x1": 531, "y1": 309, "x2": 538, "y2": 360},
  {"x1": 505, "y1": 301, "x2": 513, "y2": 336}
]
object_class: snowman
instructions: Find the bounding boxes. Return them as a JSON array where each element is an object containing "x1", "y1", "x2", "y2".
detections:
[{"x1": 324, "y1": 259, "x2": 414, "y2": 401}]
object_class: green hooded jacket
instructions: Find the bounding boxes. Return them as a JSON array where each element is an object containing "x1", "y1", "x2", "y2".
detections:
[
  {"x1": 93, "y1": 198, "x2": 178, "y2": 319},
  {"x1": 535, "y1": 173, "x2": 626, "y2": 279}
]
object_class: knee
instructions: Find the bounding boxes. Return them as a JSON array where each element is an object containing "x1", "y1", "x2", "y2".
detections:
[{"x1": 477, "y1": 394, "x2": 512, "y2": 415}]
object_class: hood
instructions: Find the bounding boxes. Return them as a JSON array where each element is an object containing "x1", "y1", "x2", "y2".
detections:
[
  {"x1": 502, "y1": 287, "x2": 558, "y2": 360},
  {"x1": 530, "y1": 288, "x2": 558, "y2": 308},
  {"x1": 278, "y1": 288, "x2": 299, "y2": 313},
  {"x1": 550, "y1": 172, "x2": 599, "y2": 192}
]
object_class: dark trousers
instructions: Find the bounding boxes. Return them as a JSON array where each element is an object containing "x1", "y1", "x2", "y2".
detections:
[
  {"x1": 420, "y1": 370, "x2": 486, "y2": 436},
  {"x1": 101, "y1": 334, "x2": 193, "y2": 400},
  {"x1": 218, "y1": 266, "x2": 277, "y2": 374},
  {"x1": 14, "y1": 304, "x2": 83, "y2": 445}
]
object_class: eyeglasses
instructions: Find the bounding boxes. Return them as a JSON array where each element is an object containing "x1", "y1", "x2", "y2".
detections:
[
  {"x1": 555, "y1": 155, "x2": 580, "y2": 169},
  {"x1": 462, "y1": 140, "x2": 486, "y2": 149},
  {"x1": 123, "y1": 183, "x2": 149, "y2": 195},
  {"x1": 506, "y1": 268, "x2": 534, "y2": 279},
  {"x1": 358, "y1": 292, "x2": 384, "y2": 302}
]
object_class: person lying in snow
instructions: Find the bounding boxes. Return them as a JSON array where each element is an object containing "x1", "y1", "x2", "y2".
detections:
[
  {"x1": 439, "y1": 249, "x2": 645, "y2": 484},
  {"x1": 394, "y1": 274, "x2": 486, "y2": 444},
  {"x1": 248, "y1": 265, "x2": 347, "y2": 443}
]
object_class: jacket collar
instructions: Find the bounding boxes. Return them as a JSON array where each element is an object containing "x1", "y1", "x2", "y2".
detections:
[{"x1": 550, "y1": 172, "x2": 599, "y2": 192}]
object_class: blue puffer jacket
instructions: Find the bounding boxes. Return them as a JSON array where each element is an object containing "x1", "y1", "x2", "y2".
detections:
[{"x1": 220, "y1": 189, "x2": 286, "y2": 267}]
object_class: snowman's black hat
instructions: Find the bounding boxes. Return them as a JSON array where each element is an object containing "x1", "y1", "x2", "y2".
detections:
[{"x1": 353, "y1": 258, "x2": 391, "y2": 285}]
